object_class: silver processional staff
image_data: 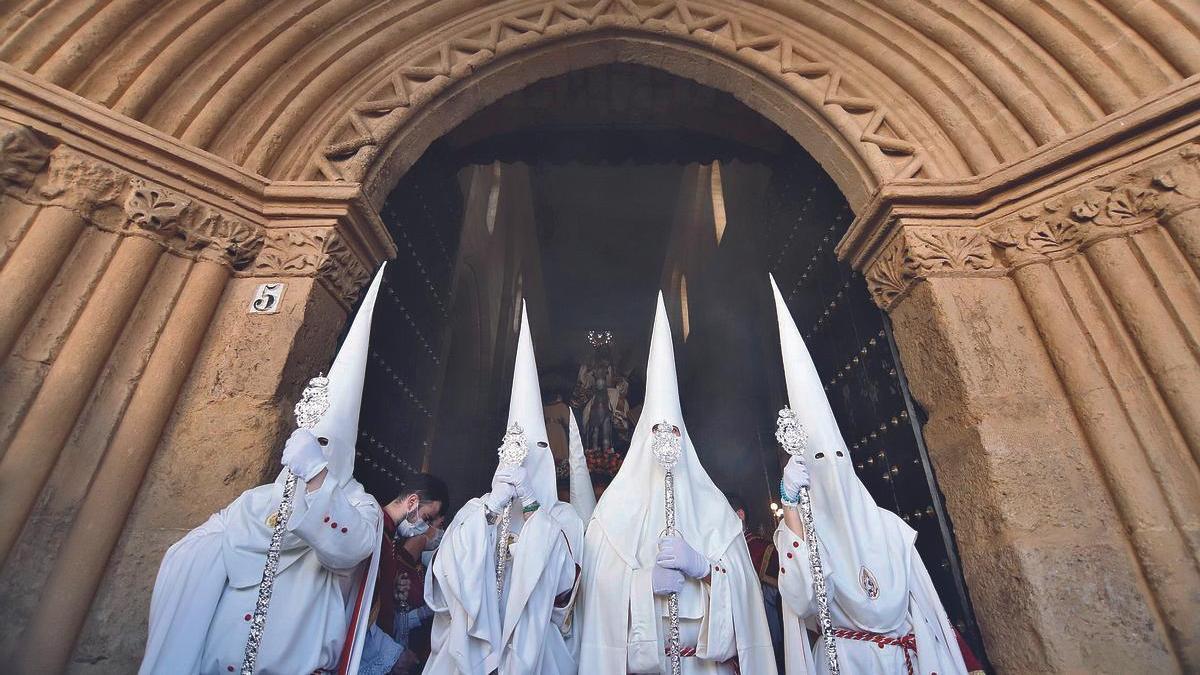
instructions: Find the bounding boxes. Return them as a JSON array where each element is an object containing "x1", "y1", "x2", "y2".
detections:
[
  {"x1": 651, "y1": 420, "x2": 684, "y2": 675},
  {"x1": 241, "y1": 375, "x2": 330, "y2": 674},
  {"x1": 495, "y1": 422, "x2": 529, "y2": 599},
  {"x1": 777, "y1": 406, "x2": 840, "y2": 675}
]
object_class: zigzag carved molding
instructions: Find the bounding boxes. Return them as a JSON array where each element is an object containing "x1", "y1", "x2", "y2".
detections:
[{"x1": 314, "y1": 0, "x2": 924, "y2": 182}]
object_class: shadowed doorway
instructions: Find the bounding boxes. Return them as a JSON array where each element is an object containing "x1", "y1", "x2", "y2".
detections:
[{"x1": 354, "y1": 64, "x2": 988, "y2": 661}]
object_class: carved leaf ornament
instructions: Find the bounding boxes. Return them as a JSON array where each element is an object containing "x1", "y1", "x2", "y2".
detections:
[{"x1": 865, "y1": 143, "x2": 1200, "y2": 309}]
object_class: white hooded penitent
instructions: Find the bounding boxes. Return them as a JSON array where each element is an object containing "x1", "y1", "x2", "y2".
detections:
[
  {"x1": 425, "y1": 301, "x2": 584, "y2": 675},
  {"x1": 770, "y1": 273, "x2": 967, "y2": 675},
  {"x1": 578, "y1": 292, "x2": 776, "y2": 675},
  {"x1": 590, "y1": 293, "x2": 743, "y2": 568},
  {"x1": 141, "y1": 265, "x2": 388, "y2": 675}
]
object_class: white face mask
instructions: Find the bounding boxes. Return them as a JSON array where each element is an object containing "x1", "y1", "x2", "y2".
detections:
[
  {"x1": 423, "y1": 528, "x2": 444, "y2": 550},
  {"x1": 396, "y1": 505, "x2": 430, "y2": 537}
]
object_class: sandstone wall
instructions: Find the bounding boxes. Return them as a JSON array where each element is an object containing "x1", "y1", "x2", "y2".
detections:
[{"x1": 0, "y1": 1, "x2": 1197, "y2": 672}]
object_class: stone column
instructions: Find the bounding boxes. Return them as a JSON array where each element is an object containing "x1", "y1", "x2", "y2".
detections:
[
  {"x1": 12, "y1": 208, "x2": 262, "y2": 673},
  {"x1": 849, "y1": 139, "x2": 1200, "y2": 673},
  {"x1": 0, "y1": 163, "x2": 174, "y2": 567},
  {"x1": 0, "y1": 145, "x2": 120, "y2": 361},
  {"x1": 1085, "y1": 234, "x2": 1200, "y2": 452},
  {"x1": 888, "y1": 275, "x2": 1178, "y2": 672}
]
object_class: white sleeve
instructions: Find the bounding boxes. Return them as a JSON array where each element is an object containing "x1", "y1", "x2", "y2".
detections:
[
  {"x1": 775, "y1": 520, "x2": 841, "y2": 620},
  {"x1": 696, "y1": 538, "x2": 778, "y2": 673},
  {"x1": 288, "y1": 478, "x2": 380, "y2": 571},
  {"x1": 425, "y1": 499, "x2": 502, "y2": 674}
]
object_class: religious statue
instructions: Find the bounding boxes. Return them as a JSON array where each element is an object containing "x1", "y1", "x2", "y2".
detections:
[
  {"x1": 583, "y1": 373, "x2": 614, "y2": 453},
  {"x1": 609, "y1": 376, "x2": 638, "y2": 451}
]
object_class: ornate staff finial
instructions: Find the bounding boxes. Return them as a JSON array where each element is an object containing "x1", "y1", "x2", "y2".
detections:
[
  {"x1": 775, "y1": 406, "x2": 808, "y2": 457},
  {"x1": 294, "y1": 375, "x2": 331, "y2": 429},
  {"x1": 498, "y1": 422, "x2": 529, "y2": 467},
  {"x1": 651, "y1": 420, "x2": 681, "y2": 468}
]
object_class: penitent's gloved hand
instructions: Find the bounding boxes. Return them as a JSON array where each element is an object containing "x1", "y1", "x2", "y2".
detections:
[
  {"x1": 782, "y1": 455, "x2": 811, "y2": 498},
  {"x1": 652, "y1": 564, "x2": 685, "y2": 596},
  {"x1": 656, "y1": 535, "x2": 710, "y2": 580},
  {"x1": 482, "y1": 466, "x2": 518, "y2": 513},
  {"x1": 507, "y1": 465, "x2": 536, "y2": 507},
  {"x1": 281, "y1": 428, "x2": 328, "y2": 481}
]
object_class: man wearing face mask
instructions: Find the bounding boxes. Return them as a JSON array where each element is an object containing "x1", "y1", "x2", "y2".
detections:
[
  {"x1": 360, "y1": 474, "x2": 449, "y2": 675},
  {"x1": 419, "y1": 514, "x2": 445, "y2": 568}
]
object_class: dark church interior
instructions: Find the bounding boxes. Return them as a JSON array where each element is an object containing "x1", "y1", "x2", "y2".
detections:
[{"x1": 348, "y1": 64, "x2": 987, "y2": 661}]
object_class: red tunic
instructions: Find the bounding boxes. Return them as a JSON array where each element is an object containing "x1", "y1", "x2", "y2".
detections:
[
  {"x1": 744, "y1": 530, "x2": 779, "y2": 587},
  {"x1": 955, "y1": 628, "x2": 987, "y2": 673},
  {"x1": 374, "y1": 512, "x2": 400, "y2": 635},
  {"x1": 373, "y1": 513, "x2": 433, "y2": 659}
]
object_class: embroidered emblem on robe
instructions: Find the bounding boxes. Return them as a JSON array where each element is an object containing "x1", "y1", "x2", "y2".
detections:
[{"x1": 860, "y1": 566, "x2": 880, "y2": 600}]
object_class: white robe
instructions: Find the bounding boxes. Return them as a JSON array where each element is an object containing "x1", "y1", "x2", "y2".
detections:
[
  {"x1": 775, "y1": 522, "x2": 966, "y2": 675},
  {"x1": 423, "y1": 499, "x2": 583, "y2": 674},
  {"x1": 767, "y1": 275, "x2": 967, "y2": 675},
  {"x1": 578, "y1": 524, "x2": 777, "y2": 675},
  {"x1": 140, "y1": 477, "x2": 382, "y2": 675}
]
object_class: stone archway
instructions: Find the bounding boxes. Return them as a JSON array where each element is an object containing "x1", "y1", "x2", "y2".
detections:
[{"x1": 0, "y1": 2, "x2": 1198, "y2": 673}]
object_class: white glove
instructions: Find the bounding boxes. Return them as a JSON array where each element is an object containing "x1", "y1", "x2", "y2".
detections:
[
  {"x1": 652, "y1": 564, "x2": 684, "y2": 596},
  {"x1": 656, "y1": 535, "x2": 710, "y2": 580},
  {"x1": 783, "y1": 456, "x2": 810, "y2": 497},
  {"x1": 508, "y1": 465, "x2": 536, "y2": 506},
  {"x1": 482, "y1": 467, "x2": 518, "y2": 513},
  {"x1": 281, "y1": 428, "x2": 327, "y2": 481}
]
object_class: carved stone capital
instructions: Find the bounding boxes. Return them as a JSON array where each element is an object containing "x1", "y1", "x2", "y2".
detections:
[
  {"x1": 0, "y1": 125, "x2": 52, "y2": 190},
  {"x1": 866, "y1": 225, "x2": 998, "y2": 307},
  {"x1": 863, "y1": 141, "x2": 1200, "y2": 310},
  {"x1": 124, "y1": 179, "x2": 190, "y2": 236},
  {"x1": 190, "y1": 210, "x2": 265, "y2": 270},
  {"x1": 986, "y1": 144, "x2": 1200, "y2": 271},
  {"x1": 38, "y1": 148, "x2": 127, "y2": 214},
  {"x1": 118, "y1": 178, "x2": 264, "y2": 269},
  {"x1": 249, "y1": 226, "x2": 371, "y2": 306}
]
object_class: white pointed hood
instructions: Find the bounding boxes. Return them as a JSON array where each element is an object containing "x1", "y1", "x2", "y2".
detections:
[
  {"x1": 770, "y1": 274, "x2": 915, "y2": 632},
  {"x1": 504, "y1": 302, "x2": 558, "y2": 508},
  {"x1": 567, "y1": 411, "x2": 596, "y2": 522},
  {"x1": 311, "y1": 263, "x2": 386, "y2": 487},
  {"x1": 236, "y1": 264, "x2": 386, "y2": 587},
  {"x1": 592, "y1": 293, "x2": 743, "y2": 568}
]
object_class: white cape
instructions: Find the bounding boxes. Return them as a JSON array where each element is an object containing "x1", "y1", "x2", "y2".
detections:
[
  {"x1": 579, "y1": 294, "x2": 776, "y2": 674},
  {"x1": 423, "y1": 303, "x2": 585, "y2": 674},
  {"x1": 423, "y1": 500, "x2": 583, "y2": 674},
  {"x1": 580, "y1": 523, "x2": 776, "y2": 674},
  {"x1": 776, "y1": 524, "x2": 966, "y2": 675},
  {"x1": 769, "y1": 275, "x2": 966, "y2": 675},
  {"x1": 140, "y1": 477, "x2": 382, "y2": 675}
]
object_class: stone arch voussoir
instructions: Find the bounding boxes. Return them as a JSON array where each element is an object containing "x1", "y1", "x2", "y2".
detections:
[{"x1": 302, "y1": 1, "x2": 933, "y2": 213}]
